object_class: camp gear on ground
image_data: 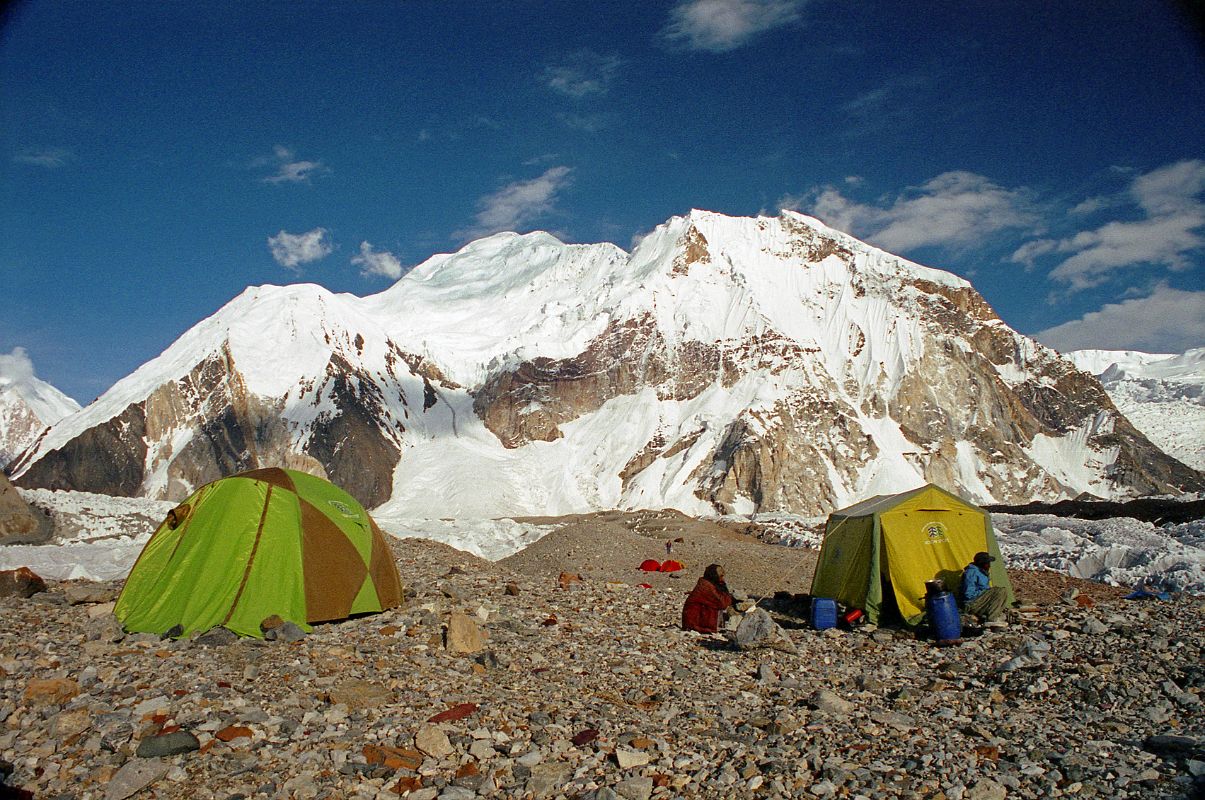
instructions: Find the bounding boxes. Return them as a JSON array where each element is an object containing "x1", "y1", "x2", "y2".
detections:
[
  {"x1": 639, "y1": 559, "x2": 661, "y2": 572},
  {"x1": 682, "y1": 575, "x2": 733, "y2": 633},
  {"x1": 660, "y1": 559, "x2": 685, "y2": 572},
  {"x1": 926, "y1": 588, "x2": 962, "y2": 641},
  {"x1": 810, "y1": 597, "x2": 837, "y2": 630},
  {"x1": 115, "y1": 467, "x2": 403, "y2": 639},
  {"x1": 811, "y1": 484, "x2": 1014, "y2": 625},
  {"x1": 839, "y1": 607, "x2": 865, "y2": 627},
  {"x1": 1124, "y1": 589, "x2": 1171, "y2": 601}
]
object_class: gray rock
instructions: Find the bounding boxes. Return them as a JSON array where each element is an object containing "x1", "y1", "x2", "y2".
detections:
[
  {"x1": 583, "y1": 789, "x2": 620, "y2": 800},
  {"x1": 810, "y1": 689, "x2": 853, "y2": 715},
  {"x1": 1080, "y1": 616, "x2": 1109, "y2": 635},
  {"x1": 438, "y1": 787, "x2": 477, "y2": 800},
  {"x1": 135, "y1": 730, "x2": 200, "y2": 758},
  {"x1": 105, "y1": 758, "x2": 171, "y2": 800},
  {"x1": 415, "y1": 724, "x2": 455, "y2": 758},
  {"x1": 616, "y1": 776, "x2": 654, "y2": 800},
  {"x1": 525, "y1": 762, "x2": 572, "y2": 796},
  {"x1": 265, "y1": 621, "x2": 307, "y2": 642},
  {"x1": 730, "y1": 609, "x2": 793, "y2": 651},
  {"x1": 88, "y1": 613, "x2": 127, "y2": 644},
  {"x1": 966, "y1": 778, "x2": 1007, "y2": 800},
  {"x1": 614, "y1": 748, "x2": 650, "y2": 769},
  {"x1": 194, "y1": 626, "x2": 239, "y2": 647},
  {"x1": 64, "y1": 582, "x2": 118, "y2": 604}
]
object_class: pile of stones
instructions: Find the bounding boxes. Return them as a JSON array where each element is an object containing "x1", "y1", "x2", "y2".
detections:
[{"x1": 0, "y1": 536, "x2": 1201, "y2": 799}]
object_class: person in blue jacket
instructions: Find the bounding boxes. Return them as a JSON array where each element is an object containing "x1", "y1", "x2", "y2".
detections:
[{"x1": 958, "y1": 551, "x2": 1008, "y2": 623}]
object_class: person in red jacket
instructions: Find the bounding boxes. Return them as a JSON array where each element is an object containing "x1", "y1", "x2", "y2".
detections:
[{"x1": 682, "y1": 563, "x2": 734, "y2": 633}]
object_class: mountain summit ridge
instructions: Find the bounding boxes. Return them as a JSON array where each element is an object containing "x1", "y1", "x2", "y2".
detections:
[{"x1": 10, "y1": 210, "x2": 1203, "y2": 514}]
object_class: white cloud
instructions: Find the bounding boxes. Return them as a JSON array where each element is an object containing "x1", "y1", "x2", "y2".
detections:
[
  {"x1": 842, "y1": 87, "x2": 891, "y2": 116},
  {"x1": 0, "y1": 347, "x2": 35, "y2": 387},
  {"x1": 542, "y1": 51, "x2": 622, "y2": 97},
  {"x1": 787, "y1": 171, "x2": 1038, "y2": 253},
  {"x1": 267, "y1": 228, "x2": 333, "y2": 270},
  {"x1": 556, "y1": 112, "x2": 612, "y2": 132},
  {"x1": 1018, "y1": 159, "x2": 1205, "y2": 290},
  {"x1": 351, "y1": 242, "x2": 405, "y2": 280},
  {"x1": 13, "y1": 147, "x2": 71, "y2": 168},
  {"x1": 662, "y1": 0, "x2": 804, "y2": 52},
  {"x1": 1010, "y1": 238, "x2": 1058, "y2": 268},
  {"x1": 1035, "y1": 284, "x2": 1205, "y2": 354},
  {"x1": 259, "y1": 145, "x2": 326, "y2": 184},
  {"x1": 456, "y1": 166, "x2": 573, "y2": 240},
  {"x1": 1069, "y1": 196, "x2": 1109, "y2": 215}
]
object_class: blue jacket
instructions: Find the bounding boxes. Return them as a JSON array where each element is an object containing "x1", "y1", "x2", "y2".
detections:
[{"x1": 959, "y1": 563, "x2": 991, "y2": 603}]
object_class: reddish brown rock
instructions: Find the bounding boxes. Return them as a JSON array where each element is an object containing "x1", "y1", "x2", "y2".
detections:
[
  {"x1": 214, "y1": 725, "x2": 253, "y2": 742},
  {"x1": 22, "y1": 677, "x2": 80, "y2": 706},
  {"x1": 427, "y1": 702, "x2": 478, "y2": 723},
  {"x1": 0, "y1": 566, "x2": 46, "y2": 599},
  {"x1": 0, "y1": 472, "x2": 50, "y2": 545}
]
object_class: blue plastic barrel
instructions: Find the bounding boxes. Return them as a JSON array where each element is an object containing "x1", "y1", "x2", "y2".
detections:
[
  {"x1": 810, "y1": 597, "x2": 837, "y2": 630},
  {"x1": 926, "y1": 591, "x2": 961, "y2": 640}
]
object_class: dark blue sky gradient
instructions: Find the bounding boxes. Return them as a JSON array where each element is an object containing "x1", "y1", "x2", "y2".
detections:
[{"x1": 2, "y1": 1, "x2": 1202, "y2": 401}]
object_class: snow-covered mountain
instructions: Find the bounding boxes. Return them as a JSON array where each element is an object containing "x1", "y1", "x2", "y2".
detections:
[
  {"x1": 1066, "y1": 348, "x2": 1205, "y2": 472},
  {"x1": 10, "y1": 210, "x2": 1203, "y2": 515},
  {"x1": 0, "y1": 348, "x2": 80, "y2": 468}
]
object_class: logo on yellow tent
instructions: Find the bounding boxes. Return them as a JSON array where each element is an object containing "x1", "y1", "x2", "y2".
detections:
[{"x1": 922, "y1": 521, "x2": 948, "y2": 544}]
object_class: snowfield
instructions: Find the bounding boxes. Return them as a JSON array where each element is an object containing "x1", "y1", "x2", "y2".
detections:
[
  {"x1": 1, "y1": 487, "x2": 1201, "y2": 594},
  {"x1": 1067, "y1": 347, "x2": 1205, "y2": 472}
]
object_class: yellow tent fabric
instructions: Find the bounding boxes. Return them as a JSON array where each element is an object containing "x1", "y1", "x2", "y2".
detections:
[{"x1": 810, "y1": 484, "x2": 1013, "y2": 624}]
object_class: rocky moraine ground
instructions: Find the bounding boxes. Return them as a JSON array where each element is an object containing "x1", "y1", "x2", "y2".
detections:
[{"x1": 0, "y1": 512, "x2": 1202, "y2": 800}]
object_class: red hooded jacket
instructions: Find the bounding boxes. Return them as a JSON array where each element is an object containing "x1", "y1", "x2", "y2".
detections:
[{"x1": 682, "y1": 577, "x2": 733, "y2": 633}]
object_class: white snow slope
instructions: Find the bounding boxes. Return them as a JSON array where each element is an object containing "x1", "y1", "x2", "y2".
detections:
[
  {"x1": 11, "y1": 211, "x2": 1199, "y2": 516},
  {"x1": 0, "y1": 348, "x2": 80, "y2": 467},
  {"x1": 1067, "y1": 348, "x2": 1205, "y2": 471}
]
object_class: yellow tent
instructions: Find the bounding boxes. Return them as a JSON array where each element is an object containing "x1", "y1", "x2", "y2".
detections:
[{"x1": 810, "y1": 484, "x2": 1013, "y2": 624}]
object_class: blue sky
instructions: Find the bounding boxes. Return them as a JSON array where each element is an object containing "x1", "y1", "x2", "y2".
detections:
[{"x1": 2, "y1": 0, "x2": 1203, "y2": 403}]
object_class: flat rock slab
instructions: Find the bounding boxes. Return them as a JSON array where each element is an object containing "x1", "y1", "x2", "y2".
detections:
[
  {"x1": 135, "y1": 730, "x2": 200, "y2": 758},
  {"x1": 105, "y1": 759, "x2": 170, "y2": 800}
]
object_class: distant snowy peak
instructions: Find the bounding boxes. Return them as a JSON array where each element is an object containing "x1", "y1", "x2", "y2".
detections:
[
  {"x1": 0, "y1": 372, "x2": 79, "y2": 426},
  {"x1": 1066, "y1": 348, "x2": 1205, "y2": 471},
  {"x1": 1068, "y1": 348, "x2": 1205, "y2": 386},
  {"x1": 0, "y1": 358, "x2": 79, "y2": 468}
]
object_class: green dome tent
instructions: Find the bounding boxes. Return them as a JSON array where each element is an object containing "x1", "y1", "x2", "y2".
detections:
[
  {"x1": 115, "y1": 468, "x2": 403, "y2": 638},
  {"x1": 810, "y1": 484, "x2": 1014, "y2": 624}
]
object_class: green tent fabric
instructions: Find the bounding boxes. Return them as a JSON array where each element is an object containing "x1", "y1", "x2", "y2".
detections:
[
  {"x1": 810, "y1": 484, "x2": 1013, "y2": 625},
  {"x1": 115, "y1": 468, "x2": 403, "y2": 638}
]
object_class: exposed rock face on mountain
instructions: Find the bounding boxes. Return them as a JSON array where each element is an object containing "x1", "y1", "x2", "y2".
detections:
[
  {"x1": 0, "y1": 348, "x2": 80, "y2": 468},
  {"x1": 10, "y1": 211, "x2": 1203, "y2": 514},
  {"x1": 9, "y1": 291, "x2": 432, "y2": 508}
]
